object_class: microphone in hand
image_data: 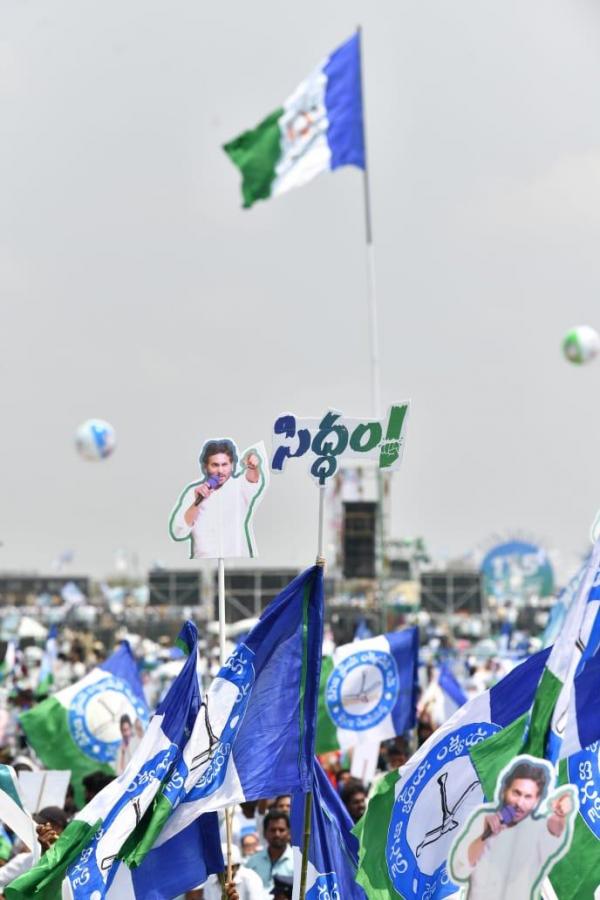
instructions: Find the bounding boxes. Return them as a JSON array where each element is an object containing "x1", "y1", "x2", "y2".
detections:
[
  {"x1": 482, "y1": 805, "x2": 516, "y2": 839},
  {"x1": 193, "y1": 475, "x2": 220, "y2": 506}
]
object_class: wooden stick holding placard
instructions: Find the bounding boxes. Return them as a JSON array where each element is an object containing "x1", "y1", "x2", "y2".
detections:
[
  {"x1": 217, "y1": 557, "x2": 234, "y2": 887},
  {"x1": 299, "y1": 487, "x2": 326, "y2": 900}
]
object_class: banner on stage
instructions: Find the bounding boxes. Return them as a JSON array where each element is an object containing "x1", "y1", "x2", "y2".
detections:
[
  {"x1": 271, "y1": 404, "x2": 410, "y2": 485},
  {"x1": 169, "y1": 438, "x2": 269, "y2": 559}
]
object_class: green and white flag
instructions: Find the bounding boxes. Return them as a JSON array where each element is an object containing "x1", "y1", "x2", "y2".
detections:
[
  {"x1": 316, "y1": 631, "x2": 418, "y2": 755},
  {"x1": 223, "y1": 33, "x2": 364, "y2": 208},
  {"x1": 20, "y1": 643, "x2": 148, "y2": 806},
  {"x1": 354, "y1": 644, "x2": 600, "y2": 897},
  {"x1": 470, "y1": 542, "x2": 600, "y2": 900}
]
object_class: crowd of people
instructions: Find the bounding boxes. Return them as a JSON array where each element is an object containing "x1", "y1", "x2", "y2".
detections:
[
  {"x1": 0, "y1": 691, "x2": 415, "y2": 900},
  {"x1": 0, "y1": 613, "x2": 546, "y2": 900}
]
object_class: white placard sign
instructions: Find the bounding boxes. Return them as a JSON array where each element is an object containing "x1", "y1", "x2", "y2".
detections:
[
  {"x1": 271, "y1": 404, "x2": 410, "y2": 485},
  {"x1": 169, "y1": 438, "x2": 269, "y2": 560},
  {"x1": 18, "y1": 769, "x2": 71, "y2": 814}
]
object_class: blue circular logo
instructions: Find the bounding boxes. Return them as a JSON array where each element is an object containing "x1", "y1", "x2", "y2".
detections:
[
  {"x1": 326, "y1": 649, "x2": 399, "y2": 732},
  {"x1": 68, "y1": 675, "x2": 148, "y2": 764},
  {"x1": 481, "y1": 540, "x2": 554, "y2": 600},
  {"x1": 568, "y1": 742, "x2": 600, "y2": 840},
  {"x1": 386, "y1": 722, "x2": 500, "y2": 899}
]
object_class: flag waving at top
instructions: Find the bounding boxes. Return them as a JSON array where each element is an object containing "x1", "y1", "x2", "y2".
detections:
[{"x1": 223, "y1": 32, "x2": 365, "y2": 208}]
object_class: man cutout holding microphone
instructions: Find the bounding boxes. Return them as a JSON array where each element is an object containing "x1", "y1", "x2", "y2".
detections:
[
  {"x1": 170, "y1": 439, "x2": 263, "y2": 559},
  {"x1": 450, "y1": 758, "x2": 576, "y2": 900}
]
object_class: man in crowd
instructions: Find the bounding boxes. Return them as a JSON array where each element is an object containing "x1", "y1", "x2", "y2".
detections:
[
  {"x1": 82, "y1": 771, "x2": 114, "y2": 805},
  {"x1": 244, "y1": 810, "x2": 294, "y2": 892},
  {"x1": 240, "y1": 834, "x2": 260, "y2": 858},
  {"x1": 272, "y1": 795, "x2": 291, "y2": 816},
  {"x1": 342, "y1": 782, "x2": 368, "y2": 824},
  {"x1": 0, "y1": 806, "x2": 67, "y2": 894}
]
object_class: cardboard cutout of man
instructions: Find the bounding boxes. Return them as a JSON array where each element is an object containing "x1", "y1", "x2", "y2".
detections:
[
  {"x1": 449, "y1": 756, "x2": 577, "y2": 900},
  {"x1": 170, "y1": 439, "x2": 268, "y2": 559}
]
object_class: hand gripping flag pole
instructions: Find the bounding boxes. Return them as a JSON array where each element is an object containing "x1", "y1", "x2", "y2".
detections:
[{"x1": 299, "y1": 487, "x2": 326, "y2": 900}]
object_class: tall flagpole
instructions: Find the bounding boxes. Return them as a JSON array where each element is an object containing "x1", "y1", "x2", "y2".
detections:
[
  {"x1": 358, "y1": 25, "x2": 381, "y2": 422},
  {"x1": 357, "y1": 25, "x2": 387, "y2": 634}
]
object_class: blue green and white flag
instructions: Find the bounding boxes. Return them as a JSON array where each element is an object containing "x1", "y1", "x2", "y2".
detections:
[
  {"x1": 20, "y1": 641, "x2": 149, "y2": 807},
  {"x1": 354, "y1": 647, "x2": 552, "y2": 899},
  {"x1": 7, "y1": 623, "x2": 202, "y2": 900},
  {"x1": 290, "y1": 758, "x2": 366, "y2": 900},
  {"x1": 354, "y1": 545, "x2": 600, "y2": 900},
  {"x1": 316, "y1": 629, "x2": 419, "y2": 754},
  {"x1": 224, "y1": 33, "x2": 364, "y2": 208},
  {"x1": 471, "y1": 541, "x2": 600, "y2": 900},
  {"x1": 124, "y1": 565, "x2": 324, "y2": 867}
]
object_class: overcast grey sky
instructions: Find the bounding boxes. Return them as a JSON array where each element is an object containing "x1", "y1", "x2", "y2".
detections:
[{"x1": 1, "y1": 0, "x2": 600, "y2": 580}]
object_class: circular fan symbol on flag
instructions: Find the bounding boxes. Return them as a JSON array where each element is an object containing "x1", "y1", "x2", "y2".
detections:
[
  {"x1": 386, "y1": 722, "x2": 500, "y2": 900},
  {"x1": 326, "y1": 650, "x2": 399, "y2": 731},
  {"x1": 68, "y1": 675, "x2": 148, "y2": 764}
]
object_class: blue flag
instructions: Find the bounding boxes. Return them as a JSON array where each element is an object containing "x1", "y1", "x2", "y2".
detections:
[
  {"x1": 108, "y1": 815, "x2": 223, "y2": 899},
  {"x1": 123, "y1": 565, "x2": 325, "y2": 866},
  {"x1": 438, "y1": 663, "x2": 468, "y2": 709},
  {"x1": 291, "y1": 759, "x2": 366, "y2": 900}
]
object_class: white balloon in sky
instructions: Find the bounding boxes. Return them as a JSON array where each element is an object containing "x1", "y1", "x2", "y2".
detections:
[
  {"x1": 562, "y1": 325, "x2": 600, "y2": 365},
  {"x1": 75, "y1": 419, "x2": 116, "y2": 461}
]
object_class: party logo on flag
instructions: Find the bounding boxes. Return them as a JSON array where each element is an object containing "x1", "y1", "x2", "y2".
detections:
[
  {"x1": 306, "y1": 872, "x2": 339, "y2": 900},
  {"x1": 387, "y1": 722, "x2": 500, "y2": 900},
  {"x1": 223, "y1": 32, "x2": 365, "y2": 209},
  {"x1": 568, "y1": 741, "x2": 600, "y2": 840},
  {"x1": 326, "y1": 649, "x2": 399, "y2": 731},
  {"x1": 163, "y1": 644, "x2": 255, "y2": 806},
  {"x1": 68, "y1": 674, "x2": 149, "y2": 764}
]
